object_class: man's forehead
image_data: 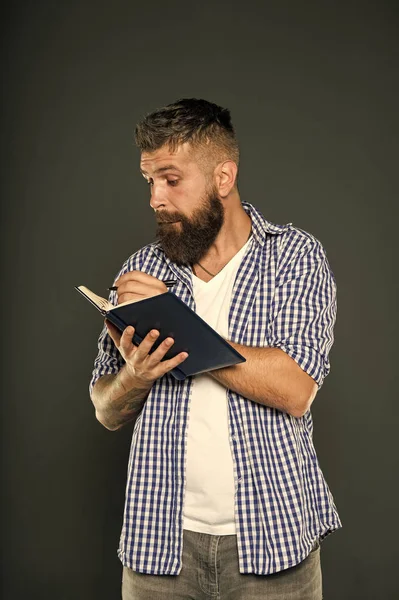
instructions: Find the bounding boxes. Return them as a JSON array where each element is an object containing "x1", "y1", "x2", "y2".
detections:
[{"x1": 140, "y1": 142, "x2": 195, "y2": 173}]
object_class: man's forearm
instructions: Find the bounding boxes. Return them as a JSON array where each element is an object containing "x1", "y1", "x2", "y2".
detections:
[
  {"x1": 91, "y1": 366, "x2": 152, "y2": 431},
  {"x1": 209, "y1": 343, "x2": 317, "y2": 418}
]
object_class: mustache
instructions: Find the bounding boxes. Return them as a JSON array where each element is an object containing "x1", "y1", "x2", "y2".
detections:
[{"x1": 156, "y1": 212, "x2": 182, "y2": 224}]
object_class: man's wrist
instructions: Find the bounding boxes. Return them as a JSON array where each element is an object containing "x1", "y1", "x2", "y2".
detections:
[
  {"x1": 95, "y1": 368, "x2": 150, "y2": 431},
  {"x1": 113, "y1": 365, "x2": 151, "y2": 401}
]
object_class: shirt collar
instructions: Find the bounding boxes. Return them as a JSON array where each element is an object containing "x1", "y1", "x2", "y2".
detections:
[{"x1": 242, "y1": 201, "x2": 292, "y2": 246}]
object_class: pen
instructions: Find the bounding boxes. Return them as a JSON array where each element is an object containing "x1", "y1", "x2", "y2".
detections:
[{"x1": 108, "y1": 279, "x2": 177, "y2": 291}]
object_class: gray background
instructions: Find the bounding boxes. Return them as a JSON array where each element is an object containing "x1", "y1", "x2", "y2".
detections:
[{"x1": 1, "y1": 1, "x2": 398, "y2": 598}]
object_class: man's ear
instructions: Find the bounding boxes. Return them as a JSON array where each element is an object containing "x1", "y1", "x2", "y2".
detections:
[{"x1": 215, "y1": 160, "x2": 238, "y2": 197}]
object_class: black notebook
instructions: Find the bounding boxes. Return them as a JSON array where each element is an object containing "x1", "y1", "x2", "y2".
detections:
[{"x1": 75, "y1": 285, "x2": 245, "y2": 380}]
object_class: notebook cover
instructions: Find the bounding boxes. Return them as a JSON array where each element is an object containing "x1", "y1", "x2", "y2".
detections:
[{"x1": 105, "y1": 291, "x2": 245, "y2": 380}]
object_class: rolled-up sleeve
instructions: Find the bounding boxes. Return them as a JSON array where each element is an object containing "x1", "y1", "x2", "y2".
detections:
[
  {"x1": 268, "y1": 236, "x2": 337, "y2": 389},
  {"x1": 89, "y1": 263, "x2": 128, "y2": 397},
  {"x1": 89, "y1": 324, "x2": 125, "y2": 397}
]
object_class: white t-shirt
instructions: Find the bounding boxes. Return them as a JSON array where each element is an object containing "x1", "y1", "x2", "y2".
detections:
[{"x1": 183, "y1": 236, "x2": 252, "y2": 535}]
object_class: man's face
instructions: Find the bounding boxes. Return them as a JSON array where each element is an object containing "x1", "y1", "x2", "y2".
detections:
[{"x1": 140, "y1": 143, "x2": 224, "y2": 266}]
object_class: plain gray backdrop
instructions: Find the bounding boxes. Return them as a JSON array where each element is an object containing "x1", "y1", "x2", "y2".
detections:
[{"x1": 1, "y1": 1, "x2": 398, "y2": 599}]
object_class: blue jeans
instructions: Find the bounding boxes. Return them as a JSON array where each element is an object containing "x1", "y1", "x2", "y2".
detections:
[{"x1": 121, "y1": 529, "x2": 322, "y2": 599}]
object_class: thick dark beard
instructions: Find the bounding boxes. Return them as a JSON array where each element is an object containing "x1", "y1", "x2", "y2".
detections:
[{"x1": 155, "y1": 190, "x2": 224, "y2": 267}]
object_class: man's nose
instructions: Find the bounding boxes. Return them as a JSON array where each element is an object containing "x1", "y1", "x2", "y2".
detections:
[{"x1": 149, "y1": 184, "x2": 166, "y2": 210}]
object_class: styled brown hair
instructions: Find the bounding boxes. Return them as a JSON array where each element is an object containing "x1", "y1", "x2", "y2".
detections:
[{"x1": 135, "y1": 98, "x2": 239, "y2": 172}]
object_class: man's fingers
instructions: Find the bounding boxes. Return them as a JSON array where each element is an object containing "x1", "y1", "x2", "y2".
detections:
[
  {"x1": 117, "y1": 325, "x2": 137, "y2": 350},
  {"x1": 129, "y1": 329, "x2": 188, "y2": 375},
  {"x1": 145, "y1": 335, "x2": 188, "y2": 372},
  {"x1": 157, "y1": 349, "x2": 189, "y2": 377},
  {"x1": 117, "y1": 289, "x2": 162, "y2": 305},
  {"x1": 146, "y1": 335, "x2": 176, "y2": 364},
  {"x1": 117, "y1": 292, "x2": 140, "y2": 305},
  {"x1": 133, "y1": 329, "x2": 160, "y2": 361},
  {"x1": 106, "y1": 322, "x2": 139, "y2": 357},
  {"x1": 117, "y1": 284, "x2": 165, "y2": 305},
  {"x1": 114, "y1": 272, "x2": 167, "y2": 305},
  {"x1": 115, "y1": 271, "x2": 165, "y2": 288},
  {"x1": 107, "y1": 323, "x2": 189, "y2": 380}
]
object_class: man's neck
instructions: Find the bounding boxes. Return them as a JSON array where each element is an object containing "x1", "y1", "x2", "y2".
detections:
[{"x1": 193, "y1": 202, "x2": 252, "y2": 278}]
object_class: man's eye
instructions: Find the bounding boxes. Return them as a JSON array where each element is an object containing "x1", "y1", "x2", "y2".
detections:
[{"x1": 167, "y1": 180, "x2": 178, "y2": 186}]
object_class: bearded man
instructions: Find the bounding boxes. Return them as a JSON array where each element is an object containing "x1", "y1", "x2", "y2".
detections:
[{"x1": 90, "y1": 98, "x2": 342, "y2": 600}]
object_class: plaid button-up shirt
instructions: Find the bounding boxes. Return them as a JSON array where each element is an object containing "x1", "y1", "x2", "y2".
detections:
[{"x1": 90, "y1": 202, "x2": 342, "y2": 575}]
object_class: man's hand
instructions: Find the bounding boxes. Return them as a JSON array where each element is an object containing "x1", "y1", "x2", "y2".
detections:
[
  {"x1": 105, "y1": 321, "x2": 188, "y2": 388},
  {"x1": 114, "y1": 270, "x2": 168, "y2": 304},
  {"x1": 108, "y1": 270, "x2": 188, "y2": 385},
  {"x1": 92, "y1": 320, "x2": 187, "y2": 431},
  {"x1": 92, "y1": 270, "x2": 188, "y2": 431}
]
